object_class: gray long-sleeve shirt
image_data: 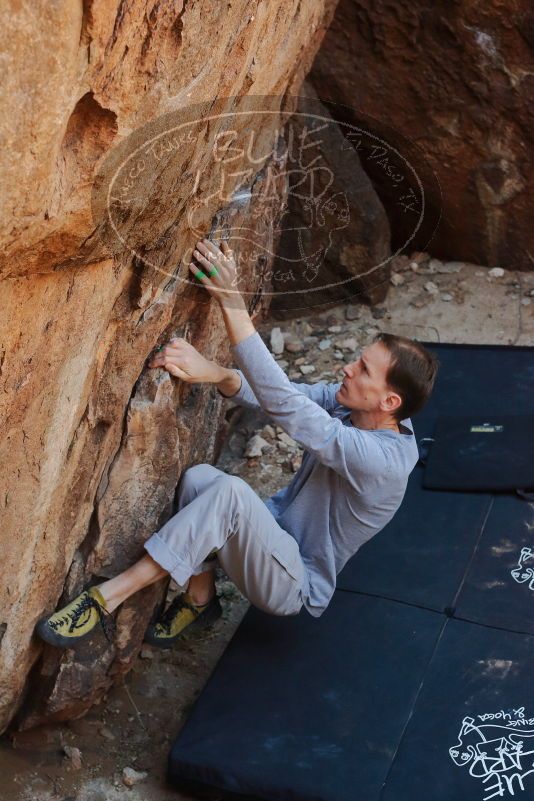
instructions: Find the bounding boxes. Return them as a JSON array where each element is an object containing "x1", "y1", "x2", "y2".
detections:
[{"x1": 218, "y1": 330, "x2": 420, "y2": 617}]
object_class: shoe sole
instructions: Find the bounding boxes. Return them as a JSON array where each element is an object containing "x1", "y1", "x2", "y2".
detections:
[
  {"x1": 35, "y1": 617, "x2": 95, "y2": 649},
  {"x1": 143, "y1": 600, "x2": 223, "y2": 650}
]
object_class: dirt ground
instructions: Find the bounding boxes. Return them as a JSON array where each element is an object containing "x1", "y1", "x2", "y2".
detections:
[{"x1": 1, "y1": 253, "x2": 533, "y2": 801}]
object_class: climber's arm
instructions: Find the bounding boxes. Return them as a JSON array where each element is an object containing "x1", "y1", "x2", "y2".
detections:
[
  {"x1": 215, "y1": 367, "x2": 245, "y2": 400},
  {"x1": 216, "y1": 366, "x2": 342, "y2": 412}
]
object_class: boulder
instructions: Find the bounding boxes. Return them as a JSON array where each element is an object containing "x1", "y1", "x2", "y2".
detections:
[
  {"x1": 269, "y1": 81, "x2": 391, "y2": 320},
  {"x1": 309, "y1": 0, "x2": 534, "y2": 271},
  {"x1": 0, "y1": 0, "x2": 339, "y2": 732}
]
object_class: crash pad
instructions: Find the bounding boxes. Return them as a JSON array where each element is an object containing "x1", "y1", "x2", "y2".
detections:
[{"x1": 167, "y1": 341, "x2": 534, "y2": 801}]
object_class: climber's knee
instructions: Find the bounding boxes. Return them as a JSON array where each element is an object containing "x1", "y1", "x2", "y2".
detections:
[{"x1": 178, "y1": 463, "x2": 222, "y2": 501}]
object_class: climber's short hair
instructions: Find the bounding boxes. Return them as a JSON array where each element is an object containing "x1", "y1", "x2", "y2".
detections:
[{"x1": 373, "y1": 332, "x2": 440, "y2": 422}]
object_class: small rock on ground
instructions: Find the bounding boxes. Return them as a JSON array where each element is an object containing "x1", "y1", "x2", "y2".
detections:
[
  {"x1": 270, "y1": 327, "x2": 285, "y2": 354},
  {"x1": 284, "y1": 337, "x2": 304, "y2": 353},
  {"x1": 122, "y1": 767, "x2": 148, "y2": 787},
  {"x1": 63, "y1": 746, "x2": 82, "y2": 770},
  {"x1": 345, "y1": 305, "x2": 361, "y2": 320},
  {"x1": 244, "y1": 434, "x2": 271, "y2": 458}
]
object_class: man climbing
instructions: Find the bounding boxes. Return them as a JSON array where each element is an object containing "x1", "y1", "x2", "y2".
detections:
[{"x1": 35, "y1": 238, "x2": 439, "y2": 650}]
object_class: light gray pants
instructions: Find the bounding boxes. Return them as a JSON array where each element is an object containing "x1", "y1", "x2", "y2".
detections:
[{"x1": 144, "y1": 464, "x2": 309, "y2": 616}]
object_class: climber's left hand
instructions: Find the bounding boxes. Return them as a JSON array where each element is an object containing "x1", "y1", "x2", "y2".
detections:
[{"x1": 189, "y1": 238, "x2": 245, "y2": 309}]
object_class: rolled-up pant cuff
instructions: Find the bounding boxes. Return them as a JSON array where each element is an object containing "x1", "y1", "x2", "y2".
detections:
[{"x1": 144, "y1": 532, "x2": 196, "y2": 590}]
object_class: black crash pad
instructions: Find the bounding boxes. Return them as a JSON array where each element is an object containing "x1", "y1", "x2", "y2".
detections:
[
  {"x1": 382, "y1": 618, "x2": 534, "y2": 801},
  {"x1": 168, "y1": 593, "x2": 443, "y2": 801},
  {"x1": 411, "y1": 342, "x2": 534, "y2": 440},
  {"x1": 455, "y1": 494, "x2": 534, "y2": 635},
  {"x1": 421, "y1": 414, "x2": 534, "y2": 493},
  {"x1": 167, "y1": 341, "x2": 534, "y2": 801},
  {"x1": 337, "y1": 464, "x2": 492, "y2": 612}
]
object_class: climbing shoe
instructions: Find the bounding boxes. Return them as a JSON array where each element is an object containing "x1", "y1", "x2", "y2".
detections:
[
  {"x1": 143, "y1": 592, "x2": 222, "y2": 649},
  {"x1": 35, "y1": 586, "x2": 115, "y2": 648}
]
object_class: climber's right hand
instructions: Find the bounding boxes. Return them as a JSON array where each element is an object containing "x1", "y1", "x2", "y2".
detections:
[{"x1": 148, "y1": 337, "x2": 221, "y2": 384}]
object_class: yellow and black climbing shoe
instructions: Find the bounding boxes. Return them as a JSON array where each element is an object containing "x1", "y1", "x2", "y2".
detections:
[
  {"x1": 35, "y1": 586, "x2": 115, "y2": 648},
  {"x1": 143, "y1": 592, "x2": 222, "y2": 649}
]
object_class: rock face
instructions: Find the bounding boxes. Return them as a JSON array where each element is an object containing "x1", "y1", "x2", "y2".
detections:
[
  {"x1": 269, "y1": 81, "x2": 391, "y2": 319},
  {"x1": 309, "y1": 0, "x2": 534, "y2": 271},
  {"x1": 0, "y1": 0, "x2": 339, "y2": 732}
]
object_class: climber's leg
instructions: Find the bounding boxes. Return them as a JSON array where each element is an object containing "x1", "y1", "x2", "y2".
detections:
[
  {"x1": 97, "y1": 554, "x2": 168, "y2": 612},
  {"x1": 98, "y1": 464, "x2": 224, "y2": 611},
  {"x1": 174, "y1": 463, "x2": 228, "y2": 579},
  {"x1": 33, "y1": 465, "x2": 221, "y2": 648},
  {"x1": 35, "y1": 465, "x2": 308, "y2": 649},
  {"x1": 143, "y1": 464, "x2": 309, "y2": 617},
  {"x1": 97, "y1": 556, "x2": 216, "y2": 612},
  {"x1": 78, "y1": 461, "x2": 226, "y2": 610}
]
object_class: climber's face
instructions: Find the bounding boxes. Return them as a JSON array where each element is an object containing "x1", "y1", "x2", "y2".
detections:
[{"x1": 336, "y1": 342, "x2": 402, "y2": 417}]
